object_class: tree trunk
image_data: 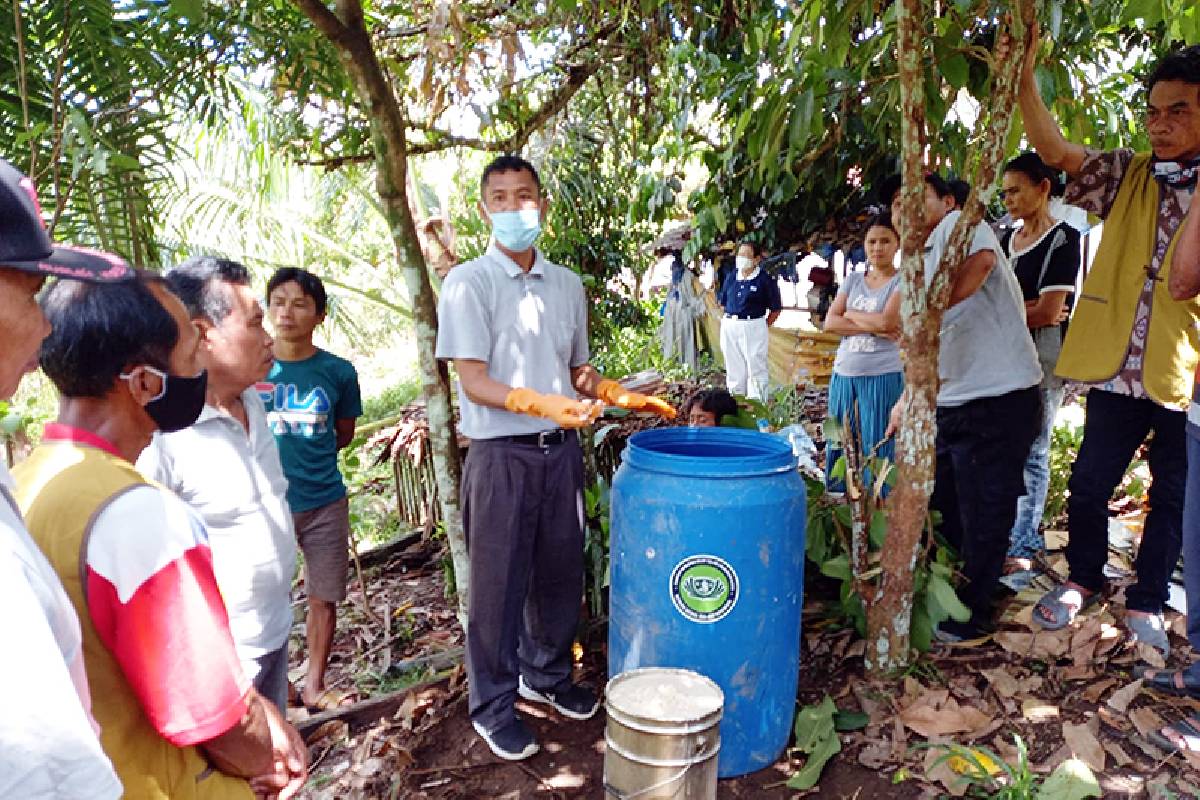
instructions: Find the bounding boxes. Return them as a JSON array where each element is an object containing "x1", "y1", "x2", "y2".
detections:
[
  {"x1": 294, "y1": 0, "x2": 470, "y2": 625},
  {"x1": 866, "y1": 0, "x2": 1035, "y2": 673}
]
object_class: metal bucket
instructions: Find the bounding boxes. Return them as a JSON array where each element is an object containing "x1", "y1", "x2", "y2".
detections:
[{"x1": 603, "y1": 667, "x2": 723, "y2": 800}]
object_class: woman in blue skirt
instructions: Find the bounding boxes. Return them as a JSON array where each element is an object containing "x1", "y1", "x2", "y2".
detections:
[{"x1": 822, "y1": 212, "x2": 905, "y2": 487}]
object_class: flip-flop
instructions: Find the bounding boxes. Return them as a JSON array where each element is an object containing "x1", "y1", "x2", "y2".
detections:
[
  {"x1": 304, "y1": 687, "x2": 357, "y2": 712},
  {"x1": 1126, "y1": 611, "x2": 1170, "y2": 657},
  {"x1": 1032, "y1": 584, "x2": 1099, "y2": 630},
  {"x1": 1149, "y1": 715, "x2": 1200, "y2": 755},
  {"x1": 1133, "y1": 665, "x2": 1200, "y2": 698}
]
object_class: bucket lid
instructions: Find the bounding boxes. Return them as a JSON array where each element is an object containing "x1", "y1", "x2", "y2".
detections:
[
  {"x1": 622, "y1": 427, "x2": 796, "y2": 478},
  {"x1": 605, "y1": 667, "x2": 724, "y2": 723}
]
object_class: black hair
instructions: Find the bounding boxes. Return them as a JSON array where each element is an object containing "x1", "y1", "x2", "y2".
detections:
[
  {"x1": 737, "y1": 239, "x2": 765, "y2": 258},
  {"x1": 864, "y1": 211, "x2": 899, "y2": 238},
  {"x1": 39, "y1": 272, "x2": 178, "y2": 398},
  {"x1": 948, "y1": 179, "x2": 970, "y2": 209},
  {"x1": 266, "y1": 267, "x2": 328, "y2": 316},
  {"x1": 879, "y1": 172, "x2": 953, "y2": 204},
  {"x1": 480, "y1": 154, "x2": 542, "y2": 196},
  {"x1": 1004, "y1": 151, "x2": 1065, "y2": 197},
  {"x1": 687, "y1": 388, "x2": 739, "y2": 424},
  {"x1": 166, "y1": 255, "x2": 251, "y2": 323},
  {"x1": 1146, "y1": 45, "x2": 1200, "y2": 92}
]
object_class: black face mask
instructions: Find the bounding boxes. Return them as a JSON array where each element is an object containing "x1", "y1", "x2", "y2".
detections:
[{"x1": 130, "y1": 367, "x2": 208, "y2": 433}]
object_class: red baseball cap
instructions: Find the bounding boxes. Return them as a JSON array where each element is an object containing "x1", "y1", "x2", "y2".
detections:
[{"x1": 0, "y1": 158, "x2": 133, "y2": 282}]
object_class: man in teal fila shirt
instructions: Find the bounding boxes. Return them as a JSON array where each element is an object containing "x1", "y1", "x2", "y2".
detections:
[{"x1": 260, "y1": 267, "x2": 362, "y2": 710}]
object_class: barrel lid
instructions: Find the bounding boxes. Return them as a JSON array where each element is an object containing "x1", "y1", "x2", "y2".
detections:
[
  {"x1": 622, "y1": 427, "x2": 796, "y2": 477},
  {"x1": 606, "y1": 667, "x2": 724, "y2": 723}
]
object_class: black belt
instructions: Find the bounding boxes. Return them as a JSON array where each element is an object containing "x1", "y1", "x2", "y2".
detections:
[
  {"x1": 724, "y1": 313, "x2": 765, "y2": 320},
  {"x1": 495, "y1": 429, "x2": 573, "y2": 447}
]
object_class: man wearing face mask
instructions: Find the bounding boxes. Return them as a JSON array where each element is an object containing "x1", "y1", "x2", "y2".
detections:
[
  {"x1": 15, "y1": 274, "x2": 306, "y2": 799},
  {"x1": 138, "y1": 256, "x2": 297, "y2": 716},
  {"x1": 436, "y1": 154, "x2": 676, "y2": 761},
  {"x1": 717, "y1": 240, "x2": 782, "y2": 400}
]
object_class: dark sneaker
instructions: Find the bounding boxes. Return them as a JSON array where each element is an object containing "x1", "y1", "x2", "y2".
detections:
[
  {"x1": 933, "y1": 619, "x2": 990, "y2": 644},
  {"x1": 472, "y1": 717, "x2": 540, "y2": 761},
  {"x1": 518, "y1": 675, "x2": 600, "y2": 720}
]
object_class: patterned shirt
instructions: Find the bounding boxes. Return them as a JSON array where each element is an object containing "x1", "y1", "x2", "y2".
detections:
[{"x1": 1064, "y1": 149, "x2": 1193, "y2": 408}]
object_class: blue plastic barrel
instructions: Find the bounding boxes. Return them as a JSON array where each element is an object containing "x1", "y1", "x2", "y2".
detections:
[{"x1": 608, "y1": 427, "x2": 806, "y2": 778}]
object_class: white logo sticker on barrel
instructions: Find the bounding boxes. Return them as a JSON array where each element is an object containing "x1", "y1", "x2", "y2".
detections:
[{"x1": 669, "y1": 554, "x2": 739, "y2": 623}]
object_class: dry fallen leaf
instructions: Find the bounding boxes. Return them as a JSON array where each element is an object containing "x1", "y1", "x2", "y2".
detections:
[
  {"x1": 1062, "y1": 721, "x2": 1105, "y2": 772},
  {"x1": 1061, "y1": 664, "x2": 1096, "y2": 682},
  {"x1": 1021, "y1": 698, "x2": 1060, "y2": 723},
  {"x1": 995, "y1": 629, "x2": 1072, "y2": 659},
  {"x1": 1081, "y1": 677, "x2": 1119, "y2": 704},
  {"x1": 1135, "y1": 642, "x2": 1167, "y2": 668},
  {"x1": 1102, "y1": 739, "x2": 1132, "y2": 767},
  {"x1": 857, "y1": 740, "x2": 891, "y2": 769},
  {"x1": 1129, "y1": 706, "x2": 1166, "y2": 739},
  {"x1": 923, "y1": 744, "x2": 969, "y2": 797},
  {"x1": 1105, "y1": 679, "x2": 1143, "y2": 713},
  {"x1": 1097, "y1": 705, "x2": 1132, "y2": 733},
  {"x1": 892, "y1": 715, "x2": 908, "y2": 762},
  {"x1": 900, "y1": 691, "x2": 993, "y2": 738},
  {"x1": 981, "y1": 667, "x2": 1021, "y2": 699}
]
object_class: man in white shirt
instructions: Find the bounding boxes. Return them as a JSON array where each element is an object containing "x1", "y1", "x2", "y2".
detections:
[
  {"x1": 139, "y1": 256, "x2": 297, "y2": 712},
  {"x1": 885, "y1": 172, "x2": 1043, "y2": 642},
  {"x1": 0, "y1": 158, "x2": 125, "y2": 798}
]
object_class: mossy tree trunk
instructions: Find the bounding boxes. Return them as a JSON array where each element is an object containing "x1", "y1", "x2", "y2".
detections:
[
  {"x1": 866, "y1": 0, "x2": 1037, "y2": 673},
  {"x1": 293, "y1": 0, "x2": 469, "y2": 623}
]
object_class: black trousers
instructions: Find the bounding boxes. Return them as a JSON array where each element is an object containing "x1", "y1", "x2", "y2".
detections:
[
  {"x1": 932, "y1": 386, "x2": 1042, "y2": 626},
  {"x1": 461, "y1": 434, "x2": 585, "y2": 732},
  {"x1": 1065, "y1": 388, "x2": 1185, "y2": 613}
]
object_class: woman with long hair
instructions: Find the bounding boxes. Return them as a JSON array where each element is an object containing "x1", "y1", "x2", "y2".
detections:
[
  {"x1": 822, "y1": 212, "x2": 904, "y2": 486},
  {"x1": 1000, "y1": 151, "x2": 1082, "y2": 575}
]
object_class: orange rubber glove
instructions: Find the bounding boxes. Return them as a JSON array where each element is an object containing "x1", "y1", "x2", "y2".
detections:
[
  {"x1": 504, "y1": 387, "x2": 602, "y2": 428},
  {"x1": 595, "y1": 379, "x2": 678, "y2": 420}
]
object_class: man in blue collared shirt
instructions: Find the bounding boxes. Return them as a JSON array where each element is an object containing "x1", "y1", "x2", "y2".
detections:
[{"x1": 717, "y1": 241, "x2": 782, "y2": 399}]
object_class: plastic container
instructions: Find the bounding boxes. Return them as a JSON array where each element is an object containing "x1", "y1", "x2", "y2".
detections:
[{"x1": 608, "y1": 427, "x2": 806, "y2": 778}]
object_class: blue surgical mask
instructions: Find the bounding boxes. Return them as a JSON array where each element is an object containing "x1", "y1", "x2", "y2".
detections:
[{"x1": 489, "y1": 209, "x2": 541, "y2": 252}]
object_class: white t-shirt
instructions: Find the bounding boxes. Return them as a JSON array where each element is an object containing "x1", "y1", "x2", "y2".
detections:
[
  {"x1": 138, "y1": 388, "x2": 296, "y2": 660},
  {"x1": 924, "y1": 211, "x2": 1043, "y2": 407},
  {"x1": 0, "y1": 464, "x2": 122, "y2": 800}
]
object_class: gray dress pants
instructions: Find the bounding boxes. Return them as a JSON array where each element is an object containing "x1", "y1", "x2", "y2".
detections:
[{"x1": 462, "y1": 433, "x2": 585, "y2": 732}]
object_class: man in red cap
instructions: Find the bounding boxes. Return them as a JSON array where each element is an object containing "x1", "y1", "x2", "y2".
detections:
[{"x1": 0, "y1": 157, "x2": 131, "y2": 798}]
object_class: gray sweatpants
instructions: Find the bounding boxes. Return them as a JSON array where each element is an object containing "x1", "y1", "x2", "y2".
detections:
[{"x1": 462, "y1": 434, "x2": 585, "y2": 732}]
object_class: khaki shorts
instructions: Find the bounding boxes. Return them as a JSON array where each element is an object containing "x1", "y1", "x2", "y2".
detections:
[{"x1": 295, "y1": 496, "x2": 351, "y2": 603}]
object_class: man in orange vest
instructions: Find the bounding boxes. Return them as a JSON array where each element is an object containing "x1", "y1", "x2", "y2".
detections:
[
  {"x1": 1016, "y1": 29, "x2": 1200, "y2": 657},
  {"x1": 16, "y1": 274, "x2": 307, "y2": 799}
]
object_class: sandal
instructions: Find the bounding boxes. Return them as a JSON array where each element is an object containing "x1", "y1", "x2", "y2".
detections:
[
  {"x1": 1133, "y1": 665, "x2": 1200, "y2": 698},
  {"x1": 1032, "y1": 584, "x2": 1099, "y2": 630},
  {"x1": 1126, "y1": 611, "x2": 1170, "y2": 658},
  {"x1": 1149, "y1": 715, "x2": 1200, "y2": 755}
]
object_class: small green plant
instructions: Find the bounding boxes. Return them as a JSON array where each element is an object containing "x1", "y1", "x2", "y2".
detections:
[
  {"x1": 926, "y1": 736, "x2": 1101, "y2": 799},
  {"x1": 806, "y1": 417, "x2": 966, "y2": 654},
  {"x1": 583, "y1": 476, "x2": 611, "y2": 619},
  {"x1": 1043, "y1": 421, "x2": 1082, "y2": 525}
]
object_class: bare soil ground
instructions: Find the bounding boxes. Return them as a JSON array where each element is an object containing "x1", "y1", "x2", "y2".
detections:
[{"x1": 292, "y1": 528, "x2": 1200, "y2": 799}]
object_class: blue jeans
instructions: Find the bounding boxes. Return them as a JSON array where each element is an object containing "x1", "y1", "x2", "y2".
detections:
[
  {"x1": 1008, "y1": 385, "x2": 1065, "y2": 559},
  {"x1": 1184, "y1": 426, "x2": 1200, "y2": 654}
]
